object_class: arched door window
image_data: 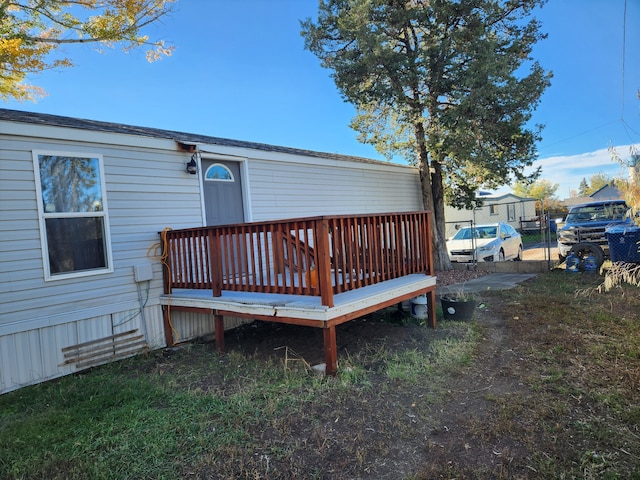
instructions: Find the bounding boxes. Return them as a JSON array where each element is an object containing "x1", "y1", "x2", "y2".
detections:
[{"x1": 205, "y1": 163, "x2": 234, "y2": 182}]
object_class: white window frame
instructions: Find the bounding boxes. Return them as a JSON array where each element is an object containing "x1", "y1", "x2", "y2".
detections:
[
  {"x1": 489, "y1": 204, "x2": 499, "y2": 215},
  {"x1": 204, "y1": 163, "x2": 234, "y2": 182},
  {"x1": 507, "y1": 204, "x2": 516, "y2": 221},
  {"x1": 32, "y1": 150, "x2": 114, "y2": 281}
]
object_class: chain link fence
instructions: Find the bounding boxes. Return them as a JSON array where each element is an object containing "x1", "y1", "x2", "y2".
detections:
[
  {"x1": 445, "y1": 220, "x2": 478, "y2": 266},
  {"x1": 445, "y1": 214, "x2": 559, "y2": 266}
]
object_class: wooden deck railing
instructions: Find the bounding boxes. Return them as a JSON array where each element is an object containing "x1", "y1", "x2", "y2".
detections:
[{"x1": 161, "y1": 211, "x2": 433, "y2": 308}]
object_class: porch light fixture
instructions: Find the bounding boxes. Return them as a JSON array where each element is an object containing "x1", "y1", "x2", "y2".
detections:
[{"x1": 186, "y1": 152, "x2": 199, "y2": 174}]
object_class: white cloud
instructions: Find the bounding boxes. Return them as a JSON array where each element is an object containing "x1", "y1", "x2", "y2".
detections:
[{"x1": 498, "y1": 144, "x2": 638, "y2": 199}]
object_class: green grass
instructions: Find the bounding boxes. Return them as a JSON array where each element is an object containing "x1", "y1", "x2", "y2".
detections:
[
  {"x1": 385, "y1": 322, "x2": 479, "y2": 383},
  {"x1": 1, "y1": 271, "x2": 639, "y2": 479},
  {"x1": 520, "y1": 230, "x2": 556, "y2": 245},
  {"x1": 1, "y1": 360, "x2": 301, "y2": 479},
  {"x1": 479, "y1": 272, "x2": 640, "y2": 479},
  {"x1": 0, "y1": 319, "x2": 476, "y2": 480}
]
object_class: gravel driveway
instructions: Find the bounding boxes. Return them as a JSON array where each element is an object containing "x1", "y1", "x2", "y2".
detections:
[{"x1": 523, "y1": 244, "x2": 557, "y2": 261}]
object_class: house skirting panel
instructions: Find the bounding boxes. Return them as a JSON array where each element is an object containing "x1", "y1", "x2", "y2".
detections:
[
  {"x1": 0, "y1": 305, "x2": 165, "y2": 395},
  {"x1": 166, "y1": 310, "x2": 252, "y2": 346}
]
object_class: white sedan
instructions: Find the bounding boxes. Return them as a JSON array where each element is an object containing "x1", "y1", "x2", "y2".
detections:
[{"x1": 446, "y1": 223, "x2": 523, "y2": 263}]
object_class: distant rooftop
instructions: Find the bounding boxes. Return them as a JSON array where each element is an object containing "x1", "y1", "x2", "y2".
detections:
[{"x1": 563, "y1": 184, "x2": 624, "y2": 206}]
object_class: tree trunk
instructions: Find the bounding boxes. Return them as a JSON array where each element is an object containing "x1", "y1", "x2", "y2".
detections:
[
  {"x1": 414, "y1": 121, "x2": 452, "y2": 272},
  {"x1": 430, "y1": 157, "x2": 452, "y2": 271}
]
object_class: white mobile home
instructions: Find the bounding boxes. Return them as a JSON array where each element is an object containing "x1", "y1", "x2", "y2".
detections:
[
  {"x1": 0, "y1": 109, "x2": 428, "y2": 393},
  {"x1": 444, "y1": 192, "x2": 536, "y2": 238}
]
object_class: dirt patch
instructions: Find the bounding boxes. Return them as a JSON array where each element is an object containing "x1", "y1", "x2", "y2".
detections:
[
  {"x1": 225, "y1": 269, "x2": 487, "y2": 367},
  {"x1": 208, "y1": 269, "x2": 515, "y2": 479},
  {"x1": 435, "y1": 268, "x2": 490, "y2": 286},
  {"x1": 222, "y1": 302, "x2": 524, "y2": 479},
  {"x1": 206, "y1": 271, "x2": 639, "y2": 479}
]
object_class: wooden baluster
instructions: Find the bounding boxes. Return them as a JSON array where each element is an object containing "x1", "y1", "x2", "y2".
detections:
[
  {"x1": 264, "y1": 230, "x2": 275, "y2": 292},
  {"x1": 292, "y1": 223, "x2": 304, "y2": 294},
  {"x1": 371, "y1": 216, "x2": 382, "y2": 284}
]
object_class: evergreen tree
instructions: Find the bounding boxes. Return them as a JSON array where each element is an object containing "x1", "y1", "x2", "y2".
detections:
[
  {"x1": 302, "y1": 0, "x2": 551, "y2": 269},
  {"x1": 578, "y1": 178, "x2": 589, "y2": 196}
]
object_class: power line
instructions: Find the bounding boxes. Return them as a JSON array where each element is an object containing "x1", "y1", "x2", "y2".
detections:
[
  {"x1": 536, "y1": 0, "x2": 638, "y2": 156},
  {"x1": 619, "y1": 0, "x2": 640, "y2": 146},
  {"x1": 538, "y1": 120, "x2": 620, "y2": 152},
  {"x1": 622, "y1": 118, "x2": 640, "y2": 139},
  {"x1": 621, "y1": 0, "x2": 627, "y2": 119}
]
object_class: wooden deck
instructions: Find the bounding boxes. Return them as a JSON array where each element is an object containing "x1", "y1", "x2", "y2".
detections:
[{"x1": 160, "y1": 211, "x2": 436, "y2": 375}]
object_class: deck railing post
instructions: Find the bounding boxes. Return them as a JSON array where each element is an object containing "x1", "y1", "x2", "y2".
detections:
[
  {"x1": 425, "y1": 211, "x2": 434, "y2": 277},
  {"x1": 315, "y1": 218, "x2": 334, "y2": 308},
  {"x1": 160, "y1": 230, "x2": 172, "y2": 294}
]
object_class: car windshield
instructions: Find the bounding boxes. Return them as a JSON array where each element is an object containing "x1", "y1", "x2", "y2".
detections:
[
  {"x1": 566, "y1": 203, "x2": 628, "y2": 223},
  {"x1": 452, "y1": 226, "x2": 497, "y2": 240}
]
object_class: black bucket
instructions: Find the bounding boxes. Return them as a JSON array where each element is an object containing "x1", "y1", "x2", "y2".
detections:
[{"x1": 440, "y1": 298, "x2": 476, "y2": 321}]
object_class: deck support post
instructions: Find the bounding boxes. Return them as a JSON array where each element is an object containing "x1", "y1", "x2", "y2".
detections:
[
  {"x1": 427, "y1": 289, "x2": 437, "y2": 329},
  {"x1": 162, "y1": 305, "x2": 175, "y2": 347},
  {"x1": 323, "y1": 325, "x2": 338, "y2": 376},
  {"x1": 214, "y1": 313, "x2": 225, "y2": 353}
]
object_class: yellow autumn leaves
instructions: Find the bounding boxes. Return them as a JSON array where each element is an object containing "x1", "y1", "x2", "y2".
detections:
[{"x1": 0, "y1": 0, "x2": 175, "y2": 101}]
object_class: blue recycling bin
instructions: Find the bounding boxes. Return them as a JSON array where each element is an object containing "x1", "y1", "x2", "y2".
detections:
[{"x1": 606, "y1": 224, "x2": 640, "y2": 263}]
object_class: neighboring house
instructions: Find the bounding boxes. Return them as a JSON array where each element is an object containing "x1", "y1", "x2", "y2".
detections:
[
  {"x1": 0, "y1": 109, "x2": 426, "y2": 394},
  {"x1": 444, "y1": 192, "x2": 537, "y2": 238},
  {"x1": 563, "y1": 184, "x2": 625, "y2": 208}
]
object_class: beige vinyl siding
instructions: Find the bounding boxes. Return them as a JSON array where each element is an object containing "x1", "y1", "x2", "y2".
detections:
[
  {"x1": 444, "y1": 195, "x2": 537, "y2": 233},
  {"x1": 247, "y1": 156, "x2": 422, "y2": 220},
  {"x1": 1, "y1": 129, "x2": 202, "y2": 392},
  {"x1": 1, "y1": 135, "x2": 202, "y2": 329},
  {"x1": 1, "y1": 116, "x2": 424, "y2": 393}
]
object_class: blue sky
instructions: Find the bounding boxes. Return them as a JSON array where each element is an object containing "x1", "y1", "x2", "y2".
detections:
[{"x1": 3, "y1": 0, "x2": 639, "y2": 198}]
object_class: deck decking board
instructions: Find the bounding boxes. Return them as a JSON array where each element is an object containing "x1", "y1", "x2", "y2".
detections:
[{"x1": 161, "y1": 274, "x2": 437, "y2": 375}]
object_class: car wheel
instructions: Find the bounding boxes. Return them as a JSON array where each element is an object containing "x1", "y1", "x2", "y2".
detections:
[
  {"x1": 570, "y1": 242, "x2": 605, "y2": 267},
  {"x1": 498, "y1": 249, "x2": 505, "y2": 262},
  {"x1": 514, "y1": 245, "x2": 523, "y2": 261}
]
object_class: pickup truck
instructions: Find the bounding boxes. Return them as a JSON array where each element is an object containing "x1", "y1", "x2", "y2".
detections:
[{"x1": 557, "y1": 200, "x2": 630, "y2": 264}]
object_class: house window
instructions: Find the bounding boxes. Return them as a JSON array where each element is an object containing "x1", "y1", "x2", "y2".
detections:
[
  {"x1": 33, "y1": 152, "x2": 113, "y2": 280},
  {"x1": 489, "y1": 204, "x2": 498, "y2": 215},
  {"x1": 507, "y1": 204, "x2": 516, "y2": 221},
  {"x1": 205, "y1": 164, "x2": 234, "y2": 182}
]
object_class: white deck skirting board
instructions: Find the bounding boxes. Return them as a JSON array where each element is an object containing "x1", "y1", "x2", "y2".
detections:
[{"x1": 160, "y1": 274, "x2": 437, "y2": 323}]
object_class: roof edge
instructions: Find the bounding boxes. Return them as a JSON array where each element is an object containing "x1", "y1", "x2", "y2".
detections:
[{"x1": 0, "y1": 108, "x2": 414, "y2": 169}]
